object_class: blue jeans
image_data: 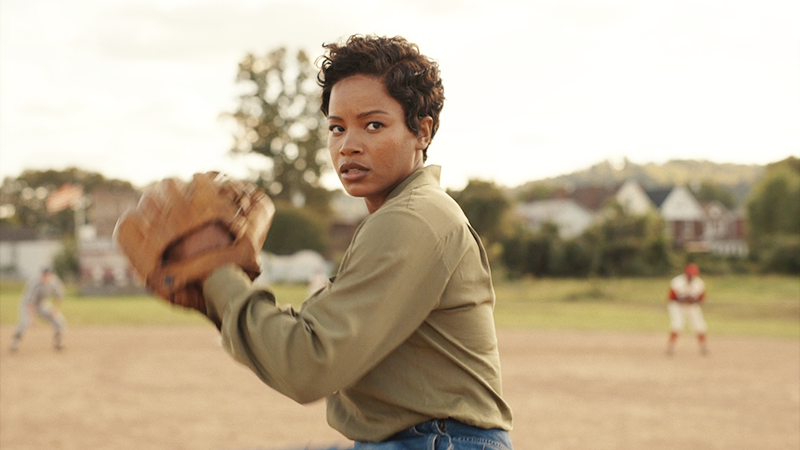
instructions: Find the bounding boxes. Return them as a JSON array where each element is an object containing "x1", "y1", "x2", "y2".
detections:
[{"x1": 354, "y1": 419, "x2": 513, "y2": 450}]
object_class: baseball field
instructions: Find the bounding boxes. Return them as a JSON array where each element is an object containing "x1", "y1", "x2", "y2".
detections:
[{"x1": 1, "y1": 275, "x2": 798, "y2": 450}]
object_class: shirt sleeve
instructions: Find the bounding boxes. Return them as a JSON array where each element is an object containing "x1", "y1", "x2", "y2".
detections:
[
  {"x1": 203, "y1": 208, "x2": 455, "y2": 404},
  {"x1": 668, "y1": 276, "x2": 680, "y2": 301}
]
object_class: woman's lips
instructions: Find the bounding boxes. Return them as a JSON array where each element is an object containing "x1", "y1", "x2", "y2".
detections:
[{"x1": 339, "y1": 163, "x2": 369, "y2": 182}]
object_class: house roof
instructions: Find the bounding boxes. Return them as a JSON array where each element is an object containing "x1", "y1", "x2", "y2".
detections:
[
  {"x1": 515, "y1": 199, "x2": 593, "y2": 220},
  {"x1": 645, "y1": 188, "x2": 672, "y2": 208},
  {"x1": 514, "y1": 199, "x2": 596, "y2": 239},
  {"x1": 660, "y1": 186, "x2": 705, "y2": 221},
  {"x1": 615, "y1": 180, "x2": 655, "y2": 215}
]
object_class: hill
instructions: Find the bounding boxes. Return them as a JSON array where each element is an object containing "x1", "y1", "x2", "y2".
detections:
[{"x1": 514, "y1": 159, "x2": 765, "y2": 206}]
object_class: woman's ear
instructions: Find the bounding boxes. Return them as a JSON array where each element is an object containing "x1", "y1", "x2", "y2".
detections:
[{"x1": 416, "y1": 116, "x2": 434, "y2": 150}]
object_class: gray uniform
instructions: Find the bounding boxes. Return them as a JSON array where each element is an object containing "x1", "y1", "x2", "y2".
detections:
[{"x1": 11, "y1": 273, "x2": 66, "y2": 351}]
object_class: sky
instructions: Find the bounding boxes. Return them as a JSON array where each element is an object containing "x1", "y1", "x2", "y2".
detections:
[{"x1": 1, "y1": 0, "x2": 798, "y2": 191}]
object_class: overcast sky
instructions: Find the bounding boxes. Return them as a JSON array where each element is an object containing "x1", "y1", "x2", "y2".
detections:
[{"x1": 1, "y1": 0, "x2": 798, "y2": 190}]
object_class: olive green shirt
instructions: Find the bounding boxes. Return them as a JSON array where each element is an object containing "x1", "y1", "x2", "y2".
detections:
[{"x1": 203, "y1": 165, "x2": 513, "y2": 442}]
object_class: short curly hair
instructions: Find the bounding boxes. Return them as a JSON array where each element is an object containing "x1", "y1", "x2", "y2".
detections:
[{"x1": 317, "y1": 35, "x2": 445, "y2": 161}]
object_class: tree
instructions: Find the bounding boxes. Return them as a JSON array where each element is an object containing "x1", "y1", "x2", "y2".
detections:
[
  {"x1": 0, "y1": 168, "x2": 136, "y2": 237},
  {"x1": 746, "y1": 157, "x2": 800, "y2": 273},
  {"x1": 694, "y1": 180, "x2": 737, "y2": 209},
  {"x1": 226, "y1": 48, "x2": 331, "y2": 214},
  {"x1": 583, "y1": 203, "x2": 673, "y2": 277},
  {"x1": 52, "y1": 237, "x2": 80, "y2": 282},
  {"x1": 747, "y1": 158, "x2": 800, "y2": 236},
  {"x1": 449, "y1": 179, "x2": 512, "y2": 245},
  {"x1": 500, "y1": 222, "x2": 596, "y2": 279},
  {"x1": 515, "y1": 181, "x2": 556, "y2": 203},
  {"x1": 501, "y1": 223, "x2": 561, "y2": 278},
  {"x1": 262, "y1": 203, "x2": 329, "y2": 256}
]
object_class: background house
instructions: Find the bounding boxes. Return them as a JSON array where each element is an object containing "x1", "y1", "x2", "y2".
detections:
[
  {"x1": 77, "y1": 189, "x2": 145, "y2": 295},
  {"x1": 256, "y1": 250, "x2": 332, "y2": 285},
  {"x1": 514, "y1": 199, "x2": 596, "y2": 239},
  {"x1": 702, "y1": 202, "x2": 748, "y2": 256},
  {"x1": 614, "y1": 180, "x2": 654, "y2": 216},
  {"x1": 0, "y1": 227, "x2": 63, "y2": 281},
  {"x1": 659, "y1": 185, "x2": 706, "y2": 249},
  {"x1": 514, "y1": 180, "x2": 749, "y2": 257}
]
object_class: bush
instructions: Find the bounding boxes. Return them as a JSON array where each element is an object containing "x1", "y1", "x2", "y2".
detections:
[
  {"x1": 680, "y1": 253, "x2": 756, "y2": 276},
  {"x1": 53, "y1": 237, "x2": 79, "y2": 282},
  {"x1": 585, "y1": 208, "x2": 673, "y2": 277},
  {"x1": 262, "y1": 205, "x2": 329, "y2": 256},
  {"x1": 500, "y1": 225, "x2": 559, "y2": 278},
  {"x1": 753, "y1": 234, "x2": 800, "y2": 274},
  {"x1": 499, "y1": 206, "x2": 673, "y2": 278}
]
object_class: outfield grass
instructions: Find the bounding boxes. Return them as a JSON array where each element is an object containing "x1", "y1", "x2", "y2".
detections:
[
  {"x1": 492, "y1": 275, "x2": 800, "y2": 338},
  {"x1": 0, "y1": 282, "x2": 311, "y2": 327},
  {"x1": 1, "y1": 275, "x2": 797, "y2": 338}
]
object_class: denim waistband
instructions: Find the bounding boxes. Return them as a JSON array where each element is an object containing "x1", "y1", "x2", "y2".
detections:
[{"x1": 386, "y1": 418, "x2": 512, "y2": 449}]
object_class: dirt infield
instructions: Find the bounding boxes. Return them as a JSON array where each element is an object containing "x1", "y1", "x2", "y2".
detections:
[{"x1": 1, "y1": 325, "x2": 798, "y2": 450}]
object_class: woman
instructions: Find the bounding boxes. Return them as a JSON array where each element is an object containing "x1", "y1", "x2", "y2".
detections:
[{"x1": 181, "y1": 35, "x2": 513, "y2": 449}]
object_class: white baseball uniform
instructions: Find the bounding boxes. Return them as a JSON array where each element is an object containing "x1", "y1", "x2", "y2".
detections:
[{"x1": 667, "y1": 273, "x2": 707, "y2": 334}]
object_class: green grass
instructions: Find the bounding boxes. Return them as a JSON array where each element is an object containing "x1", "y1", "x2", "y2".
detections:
[
  {"x1": 492, "y1": 275, "x2": 800, "y2": 338},
  {"x1": 2, "y1": 275, "x2": 798, "y2": 338}
]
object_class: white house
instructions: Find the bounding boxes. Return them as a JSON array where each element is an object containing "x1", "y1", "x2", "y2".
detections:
[
  {"x1": 703, "y1": 201, "x2": 731, "y2": 242},
  {"x1": 659, "y1": 186, "x2": 707, "y2": 248},
  {"x1": 660, "y1": 186, "x2": 706, "y2": 221},
  {"x1": 614, "y1": 180, "x2": 654, "y2": 216},
  {"x1": 256, "y1": 250, "x2": 333, "y2": 285},
  {"x1": 514, "y1": 199, "x2": 595, "y2": 239},
  {"x1": 703, "y1": 201, "x2": 749, "y2": 256}
]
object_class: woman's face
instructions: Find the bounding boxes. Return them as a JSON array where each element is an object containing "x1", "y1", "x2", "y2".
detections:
[{"x1": 327, "y1": 74, "x2": 431, "y2": 214}]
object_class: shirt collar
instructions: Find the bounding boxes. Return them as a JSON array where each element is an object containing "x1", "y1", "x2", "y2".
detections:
[{"x1": 384, "y1": 165, "x2": 442, "y2": 204}]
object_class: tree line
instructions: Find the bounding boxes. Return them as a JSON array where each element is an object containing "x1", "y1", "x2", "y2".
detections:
[
  {"x1": 459, "y1": 158, "x2": 799, "y2": 277},
  {"x1": 2, "y1": 47, "x2": 797, "y2": 277}
]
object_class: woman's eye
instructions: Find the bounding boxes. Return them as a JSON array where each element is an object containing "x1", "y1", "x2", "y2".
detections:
[
  {"x1": 366, "y1": 122, "x2": 383, "y2": 131},
  {"x1": 329, "y1": 125, "x2": 344, "y2": 134}
]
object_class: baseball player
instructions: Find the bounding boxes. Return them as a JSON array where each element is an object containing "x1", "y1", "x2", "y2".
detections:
[
  {"x1": 9, "y1": 268, "x2": 67, "y2": 352},
  {"x1": 666, "y1": 263, "x2": 709, "y2": 356},
  {"x1": 115, "y1": 35, "x2": 514, "y2": 449}
]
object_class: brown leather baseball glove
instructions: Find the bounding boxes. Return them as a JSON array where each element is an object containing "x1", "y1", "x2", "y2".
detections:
[{"x1": 113, "y1": 172, "x2": 275, "y2": 325}]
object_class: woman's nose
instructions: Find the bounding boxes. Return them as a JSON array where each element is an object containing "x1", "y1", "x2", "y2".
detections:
[{"x1": 338, "y1": 132, "x2": 364, "y2": 156}]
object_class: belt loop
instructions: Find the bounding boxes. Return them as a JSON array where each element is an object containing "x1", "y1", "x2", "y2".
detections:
[{"x1": 436, "y1": 419, "x2": 447, "y2": 433}]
